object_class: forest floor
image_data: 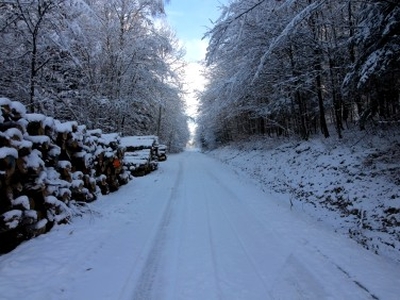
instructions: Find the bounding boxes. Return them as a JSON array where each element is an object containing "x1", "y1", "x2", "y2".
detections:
[{"x1": 208, "y1": 126, "x2": 400, "y2": 263}]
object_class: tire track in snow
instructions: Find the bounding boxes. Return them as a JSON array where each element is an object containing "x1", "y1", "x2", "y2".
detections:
[
  {"x1": 122, "y1": 152, "x2": 390, "y2": 299},
  {"x1": 170, "y1": 152, "x2": 223, "y2": 300},
  {"x1": 203, "y1": 172, "x2": 273, "y2": 299},
  {"x1": 204, "y1": 167, "x2": 288, "y2": 247},
  {"x1": 130, "y1": 159, "x2": 184, "y2": 300},
  {"x1": 204, "y1": 168, "x2": 288, "y2": 292},
  {"x1": 195, "y1": 157, "x2": 280, "y2": 298},
  {"x1": 203, "y1": 180, "x2": 223, "y2": 300},
  {"x1": 204, "y1": 165, "x2": 381, "y2": 299},
  {"x1": 314, "y1": 248, "x2": 380, "y2": 300}
]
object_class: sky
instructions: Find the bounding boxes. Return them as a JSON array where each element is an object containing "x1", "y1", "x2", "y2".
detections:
[
  {"x1": 164, "y1": 0, "x2": 229, "y2": 136},
  {"x1": 165, "y1": 0, "x2": 228, "y2": 62}
]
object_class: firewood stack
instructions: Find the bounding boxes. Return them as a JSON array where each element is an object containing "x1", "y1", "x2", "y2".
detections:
[{"x1": 0, "y1": 98, "x2": 131, "y2": 253}]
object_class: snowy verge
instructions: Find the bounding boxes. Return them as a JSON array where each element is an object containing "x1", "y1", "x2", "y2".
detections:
[{"x1": 208, "y1": 131, "x2": 400, "y2": 262}]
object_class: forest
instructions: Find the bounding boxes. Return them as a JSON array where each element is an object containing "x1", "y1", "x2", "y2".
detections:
[
  {"x1": 197, "y1": 0, "x2": 400, "y2": 148},
  {"x1": 0, "y1": 0, "x2": 189, "y2": 153}
]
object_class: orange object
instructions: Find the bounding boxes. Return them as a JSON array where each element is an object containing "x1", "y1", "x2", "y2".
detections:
[{"x1": 113, "y1": 159, "x2": 121, "y2": 168}]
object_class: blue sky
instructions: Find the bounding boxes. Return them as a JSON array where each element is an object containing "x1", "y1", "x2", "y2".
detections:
[
  {"x1": 165, "y1": 0, "x2": 228, "y2": 62},
  {"x1": 164, "y1": 0, "x2": 229, "y2": 133}
]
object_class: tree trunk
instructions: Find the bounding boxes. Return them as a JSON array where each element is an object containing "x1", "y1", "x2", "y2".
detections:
[
  {"x1": 307, "y1": 2, "x2": 329, "y2": 138},
  {"x1": 316, "y1": 69, "x2": 330, "y2": 138},
  {"x1": 29, "y1": 36, "x2": 37, "y2": 113}
]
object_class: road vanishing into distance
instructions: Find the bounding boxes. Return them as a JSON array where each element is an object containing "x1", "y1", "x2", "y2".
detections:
[{"x1": 1, "y1": 151, "x2": 399, "y2": 300}]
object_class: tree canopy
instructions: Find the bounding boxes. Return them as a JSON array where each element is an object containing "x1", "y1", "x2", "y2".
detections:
[
  {"x1": 197, "y1": 0, "x2": 400, "y2": 148},
  {"x1": 0, "y1": 0, "x2": 189, "y2": 151}
]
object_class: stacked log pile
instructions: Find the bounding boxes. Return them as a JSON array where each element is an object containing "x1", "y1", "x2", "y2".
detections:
[
  {"x1": 120, "y1": 136, "x2": 161, "y2": 177},
  {"x1": 0, "y1": 98, "x2": 131, "y2": 253}
]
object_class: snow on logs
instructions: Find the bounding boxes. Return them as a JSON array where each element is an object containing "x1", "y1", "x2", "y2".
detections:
[
  {"x1": 120, "y1": 136, "x2": 160, "y2": 177},
  {"x1": 0, "y1": 98, "x2": 130, "y2": 253}
]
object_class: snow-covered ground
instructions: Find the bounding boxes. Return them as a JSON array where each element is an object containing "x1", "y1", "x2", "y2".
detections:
[
  {"x1": 1, "y1": 150, "x2": 399, "y2": 299},
  {"x1": 208, "y1": 129, "x2": 400, "y2": 263}
]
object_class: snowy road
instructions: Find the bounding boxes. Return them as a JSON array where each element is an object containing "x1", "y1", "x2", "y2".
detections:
[{"x1": 1, "y1": 151, "x2": 400, "y2": 300}]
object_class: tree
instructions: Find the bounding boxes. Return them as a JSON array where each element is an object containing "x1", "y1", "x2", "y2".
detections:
[
  {"x1": 0, "y1": 0, "x2": 189, "y2": 148},
  {"x1": 0, "y1": 0, "x2": 94, "y2": 114},
  {"x1": 343, "y1": 0, "x2": 400, "y2": 129},
  {"x1": 1, "y1": 0, "x2": 59, "y2": 112},
  {"x1": 198, "y1": 0, "x2": 398, "y2": 146},
  {"x1": 199, "y1": 0, "x2": 337, "y2": 144}
]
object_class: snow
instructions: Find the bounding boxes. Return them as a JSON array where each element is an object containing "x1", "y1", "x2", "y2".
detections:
[
  {"x1": 0, "y1": 147, "x2": 18, "y2": 159},
  {"x1": 253, "y1": 0, "x2": 325, "y2": 82},
  {"x1": 43, "y1": 116, "x2": 55, "y2": 129},
  {"x1": 100, "y1": 133, "x2": 120, "y2": 145},
  {"x1": 10, "y1": 139, "x2": 32, "y2": 151},
  {"x1": 10, "y1": 101, "x2": 26, "y2": 116},
  {"x1": 5, "y1": 128, "x2": 23, "y2": 141},
  {"x1": 97, "y1": 174, "x2": 107, "y2": 181},
  {"x1": 124, "y1": 156, "x2": 148, "y2": 166},
  {"x1": 0, "y1": 151, "x2": 399, "y2": 299},
  {"x1": 24, "y1": 210, "x2": 38, "y2": 220},
  {"x1": 93, "y1": 147, "x2": 104, "y2": 157},
  {"x1": 120, "y1": 135, "x2": 157, "y2": 149},
  {"x1": 125, "y1": 149, "x2": 151, "y2": 158},
  {"x1": 1, "y1": 209, "x2": 22, "y2": 222},
  {"x1": 87, "y1": 129, "x2": 102, "y2": 137},
  {"x1": 209, "y1": 134, "x2": 400, "y2": 262},
  {"x1": 119, "y1": 170, "x2": 130, "y2": 181},
  {"x1": 104, "y1": 150, "x2": 115, "y2": 158},
  {"x1": 58, "y1": 160, "x2": 72, "y2": 169},
  {"x1": 48, "y1": 145, "x2": 61, "y2": 157},
  {"x1": 0, "y1": 97, "x2": 11, "y2": 106},
  {"x1": 25, "y1": 135, "x2": 51, "y2": 145},
  {"x1": 71, "y1": 179, "x2": 84, "y2": 189},
  {"x1": 11, "y1": 196, "x2": 30, "y2": 210},
  {"x1": 25, "y1": 113, "x2": 46, "y2": 123},
  {"x1": 124, "y1": 149, "x2": 152, "y2": 169},
  {"x1": 45, "y1": 195, "x2": 60, "y2": 205},
  {"x1": 1, "y1": 210, "x2": 22, "y2": 229},
  {"x1": 23, "y1": 149, "x2": 44, "y2": 169},
  {"x1": 72, "y1": 171, "x2": 84, "y2": 180},
  {"x1": 34, "y1": 218, "x2": 48, "y2": 230},
  {"x1": 55, "y1": 120, "x2": 78, "y2": 133},
  {"x1": 45, "y1": 196, "x2": 71, "y2": 223}
]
